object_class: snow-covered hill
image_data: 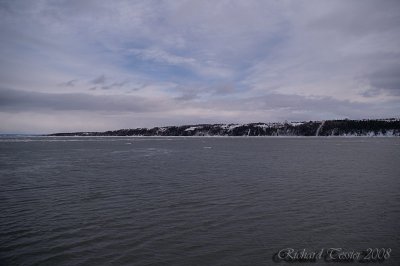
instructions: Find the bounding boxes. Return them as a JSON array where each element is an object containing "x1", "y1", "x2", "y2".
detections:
[{"x1": 49, "y1": 118, "x2": 400, "y2": 137}]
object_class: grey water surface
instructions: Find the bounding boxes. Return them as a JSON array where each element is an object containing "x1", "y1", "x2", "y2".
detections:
[{"x1": 1, "y1": 137, "x2": 399, "y2": 265}]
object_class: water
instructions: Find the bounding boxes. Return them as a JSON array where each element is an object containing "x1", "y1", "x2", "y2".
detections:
[{"x1": 1, "y1": 137, "x2": 399, "y2": 265}]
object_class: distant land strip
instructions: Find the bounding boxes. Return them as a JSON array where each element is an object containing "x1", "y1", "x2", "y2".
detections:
[{"x1": 48, "y1": 118, "x2": 400, "y2": 137}]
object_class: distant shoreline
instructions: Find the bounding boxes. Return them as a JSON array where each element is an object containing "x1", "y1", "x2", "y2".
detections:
[{"x1": 47, "y1": 118, "x2": 400, "y2": 137}]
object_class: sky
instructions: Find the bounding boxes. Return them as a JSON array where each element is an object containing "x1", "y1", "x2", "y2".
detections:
[{"x1": 0, "y1": 0, "x2": 399, "y2": 134}]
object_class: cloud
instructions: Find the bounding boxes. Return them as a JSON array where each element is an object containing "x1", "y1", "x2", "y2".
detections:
[
  {"x1": 365, "y1": 66, "x2": 400, "y2": 96},
  {"x1": 0, "y1": 0, "x2": 399, "y2": 133},
  {"x1": 200, "y1": 93, "x2": 395, "y2": 120},
  {"x1": 0, "y1": 88, "x2": 170, "y2": 113},
  {"x1": 129, "y1": 47, "x2": 233, "y2": 79},
  {"x1": 91, "y1": 75, "x2": 107, "y2": 85},
  {"x1": 88, "y1": 75, "x2": 127, "y2": 90},
  {"x1": 1, "y1": 87, "x2": 398, "y2": 134},
  {"x1": 60, "y1": 79, "x2": 78, "y2": 87}
]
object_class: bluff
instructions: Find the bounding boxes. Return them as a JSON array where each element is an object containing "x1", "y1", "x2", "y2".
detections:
[{"x1": 49, "y1": 118, "x2": 400, "y2": 137}]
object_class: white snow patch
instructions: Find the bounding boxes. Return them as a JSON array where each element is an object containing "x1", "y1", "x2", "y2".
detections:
[
  {"x1": 227, "y1": 124, "x2": 240, "y2": 130},
  {"x1": 289, "y1": 122, "x2": 305, "y2": 126}
]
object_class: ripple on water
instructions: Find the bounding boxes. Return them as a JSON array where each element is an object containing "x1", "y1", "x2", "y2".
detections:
[{"x1": 1, "y1": 137, "x2": 400, "y2": 265}]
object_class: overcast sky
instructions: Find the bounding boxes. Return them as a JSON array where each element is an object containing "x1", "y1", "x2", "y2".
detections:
[{"x1": 0, "y1": 0, "x2": 399, "y2": 133}]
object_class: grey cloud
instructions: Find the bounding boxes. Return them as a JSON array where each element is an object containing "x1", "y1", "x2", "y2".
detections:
[
  {"x1": 0, "y1": 88, "x2": 168, "y2": 113},
  {"x1": 174, "y1": 92, "x2": 198, "y2": 101},
  {"x1": 173, "y1": 83, "x2": 238, "y2": 101},
  {"x1": 91, "y1": 74, "x2": 106, "y2": 85},
  {"x1": 1, "y1": 0, "x2": 400, "y2": 133},
  {"x1": 89, "y1": 75, "x2": 127, "y2": 90},
  {"x1": 308, "y1": 0, "x2": 400, "y2": 37},
  {"x1": 201, "y1": 93, "x2": 395, "y2": 120},
  {"x1": 0, "y1": 1, "x2": 13, "y2": 13},
  {"x1": 367, "y1": 66, "x2": 400, "y2": 96},
  {"x1": 60, "y1": 79, "x2": 77, "y2": 87},
  {"x1": 252, "y1": 95, "x2": 367, "y2": 115},
  {"x1": 100, "y1": 81, "x2": 126, "y2": 90},
  {"x1": 212, "y1": 84, "x2": 236, "y2": 95}
]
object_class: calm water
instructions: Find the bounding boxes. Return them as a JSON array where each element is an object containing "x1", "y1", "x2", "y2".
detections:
[{"x1": 0, "y1": 137, "x2": 399, "y2": 265}]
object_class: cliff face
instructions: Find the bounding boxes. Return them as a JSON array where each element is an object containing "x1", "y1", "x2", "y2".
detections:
[{"x1": 49, "y1": 119, "x2": 400, "y2": 137}]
